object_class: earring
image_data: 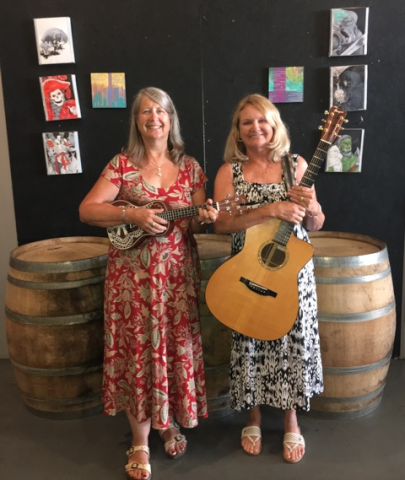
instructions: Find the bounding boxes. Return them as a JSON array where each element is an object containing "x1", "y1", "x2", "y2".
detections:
[{"x1": 237, "y1": 133, "x2": 243, "y2": 142}]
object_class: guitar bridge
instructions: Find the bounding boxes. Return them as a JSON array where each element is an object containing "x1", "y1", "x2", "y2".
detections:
[{"x1": 239, "y1": 277, "x2": 277, "y2": 297}]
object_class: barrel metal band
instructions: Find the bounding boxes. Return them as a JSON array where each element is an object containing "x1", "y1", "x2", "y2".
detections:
[
  {"x1": 322, "y1": 351, "x2": 392, "y2": 376},
  {"x1": 318, "y1": 300, "x2": 396, "y2": 323},
  {"x1": 5, "y1": 307, "x2": 103, "y2": 326},
  {"x1": 22, "y1": 391, "x2": 101, "y2": 406},
  {"x1": 315, "y1": 383, "x2": 385, "y2": 404},
  {"x1": 313, "y1": 247, "x2": 388, "y2": 268},
  {"x1": 9, "y1": 255, "x2": 108, "y2": 273},
  {"x1": 315, "y1": 266, "x2": 391, "y2": 284},
  {"x1": 7, "y1": 274, "x2": 105, "y2": 290},
  {"x1": 10, "y1": 358, "x2": 103, "y2": 376}
]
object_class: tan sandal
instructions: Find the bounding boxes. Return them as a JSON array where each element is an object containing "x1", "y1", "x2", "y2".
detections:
[
  {"x1": 158, "y1": 420, "x2": 187, "y2": 459},
  {"x1": 125, "y1": 445, "x2": 152, "y2": 479},
  {"x1": 283, "y1": 432, "x2": 305, "y2": 464},
  {"x1": 241, "y1": 426, "x2": 262, "y2": 456}
]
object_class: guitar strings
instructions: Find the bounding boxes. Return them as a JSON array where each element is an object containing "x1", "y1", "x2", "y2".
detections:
[{"x1": 263, "y1": 139, "x2": 330, "y2": 263}]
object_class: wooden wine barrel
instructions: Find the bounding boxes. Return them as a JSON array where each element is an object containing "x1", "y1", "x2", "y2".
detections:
[
  {"x1": 5, "y1": 236, "x2": 109, "y2": 419},
  {"x1": 308, "y1": 231, "x2": 396, "y2": 419},
  {"x1": 195, "y1": 234, "x2": 233, "y2": 417}
]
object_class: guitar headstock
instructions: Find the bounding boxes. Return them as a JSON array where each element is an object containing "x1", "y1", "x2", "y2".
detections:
[
  {"x1": 319, "y1": 106, "x2": 348, "y2": 145},
  {"x1": 217, "y1": 193, "x2": 248, "y2": 216}
]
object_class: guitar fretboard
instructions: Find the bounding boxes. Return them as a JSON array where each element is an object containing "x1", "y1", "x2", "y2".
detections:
[{"x1": 274, "y1": 139, "x2": 330, "y2": 246}]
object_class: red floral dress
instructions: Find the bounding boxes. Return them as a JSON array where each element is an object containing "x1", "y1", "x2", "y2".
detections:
[{"x1": 101, "y1": 153, "x2": 208, "y2": 429}]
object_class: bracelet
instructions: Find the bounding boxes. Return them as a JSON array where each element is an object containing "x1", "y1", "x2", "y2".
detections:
[
  {"x1": 192, "y1": 217, "x2": 205, "y2": 226},
  {"x1": 121, "y1": 206, "x2": 128, "y2": 223},
  {"x1": 306, "y1": 203, "x2": 322, "y2": 218}
]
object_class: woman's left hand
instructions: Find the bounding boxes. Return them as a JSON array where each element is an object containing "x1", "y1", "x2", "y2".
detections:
[
  {"x1": 194, "y1": 199, "x2": 219, "y2": 225},
  {"x1": 288, "y1": 186, "x2": 317, "y2": 212}
]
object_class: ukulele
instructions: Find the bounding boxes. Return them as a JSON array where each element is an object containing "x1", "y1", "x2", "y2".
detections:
[
  {"x1": 107, "y1": 195, "x2": 246, "y2": 250},
  {"x1": 205, "y1": 107, "x2": 347, "y2": 340}
]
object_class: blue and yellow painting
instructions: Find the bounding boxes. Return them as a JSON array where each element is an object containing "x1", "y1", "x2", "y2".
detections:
[{"x1": 91, "y1": 72, "x2": 126, "y2": 108}]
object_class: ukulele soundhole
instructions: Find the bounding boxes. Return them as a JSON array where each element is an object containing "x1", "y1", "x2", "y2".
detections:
[{"x1": 259, "y1": 241, "x2": 287, "y2": 270}]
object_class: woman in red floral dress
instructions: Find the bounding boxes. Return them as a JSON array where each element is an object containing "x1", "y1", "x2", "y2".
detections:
[{"x1": 80, "y1": 87, "x2": 218, "y2": 480}]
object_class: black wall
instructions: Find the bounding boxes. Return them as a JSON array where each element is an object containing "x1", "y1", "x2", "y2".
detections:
[{"x1": 1, "y1": 0, "x2": 404, "y2": 354}]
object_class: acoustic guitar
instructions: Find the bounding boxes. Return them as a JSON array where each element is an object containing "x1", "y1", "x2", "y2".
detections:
[
  {"x1": 205, "y1": 107, "x2": 347, "y2": 341},
  {"x1": 107, "y1": 195, "x2": 246, "y2": 250}
]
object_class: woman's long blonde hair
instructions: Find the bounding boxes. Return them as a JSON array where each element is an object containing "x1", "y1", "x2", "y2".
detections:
[
  {"x1": 224, "y1": 94, "x2": 290, "y2": 163},
  {"x1": 123, "y1": 87, "x2": 185, "y2": 165}
]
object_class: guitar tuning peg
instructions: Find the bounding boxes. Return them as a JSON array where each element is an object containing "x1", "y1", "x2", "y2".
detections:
[
  {"x1": 318, "y1": 126, "x2": 324, "y2": 130},
  {"x1": 344, "y1": 119, "x2": 349, "y2": 123},
  {"x1": 324, "y1": 110, "x2": 329, "y2": 115},
  {"x1": 321, "y1": 119, "x2": 326, "y2": 123}
]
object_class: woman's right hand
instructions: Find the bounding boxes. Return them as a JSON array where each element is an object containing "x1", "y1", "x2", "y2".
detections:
[{"x1": 271, "y1": 201, "x2": 306, "y2": 225}]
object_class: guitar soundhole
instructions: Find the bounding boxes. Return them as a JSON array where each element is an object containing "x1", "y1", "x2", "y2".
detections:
[{"x1": 259, "y1": 242, "x2": 287, "y2": 270}]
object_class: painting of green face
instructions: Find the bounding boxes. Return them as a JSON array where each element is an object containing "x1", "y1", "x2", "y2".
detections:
[{"x1": 339, "y1": 137, "x2": 352, "y2": 155}]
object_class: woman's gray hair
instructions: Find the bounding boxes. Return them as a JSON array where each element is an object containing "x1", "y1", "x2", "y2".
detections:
[
  {"x1": 223, "y1": 94, "x2": 290, "y2": 164},
  {"x1": 123, "y1": 87, "x2": 185, "y2": 165}
]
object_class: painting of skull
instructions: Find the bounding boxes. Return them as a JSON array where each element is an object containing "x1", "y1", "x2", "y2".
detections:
[
  {"x1": 39, "y1": 75, "x2": 81, "y2": 121},
  {"x1": 34, "y1": 17, "x2": 75, "y2": 65}
]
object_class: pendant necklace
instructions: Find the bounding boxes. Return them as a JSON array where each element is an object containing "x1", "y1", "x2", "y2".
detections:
[{"x1": 148, "y1": 156, "x2": 164, "y2": 177}]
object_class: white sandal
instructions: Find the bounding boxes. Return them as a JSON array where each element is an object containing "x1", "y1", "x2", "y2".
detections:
[
  {"x1": 125, "y1": 445, "x2": 152, "y2": 479},
  {"x1": 283, "y1": 432, "x2": 306, "y2": 463},
  {"x1": 158, "y1": 420, "x2": 187, "y2": 459},
  {"x1": 241, "y1": 426, "x2": 262, "y2": 456}
]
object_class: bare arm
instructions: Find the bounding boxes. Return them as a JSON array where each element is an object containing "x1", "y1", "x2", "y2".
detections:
[
  {"x1": 213, "y1": 163, "x2": 307, "y2": 235},
  {"x1": 79, "y1": 176, "x2": 166, "y2": 231},
  {"x1": 79, "y1": 177, "x2": 123, "y2": 227},
  {"x1": 287, "y1": 156, "x2": 325, "y2": 232}
]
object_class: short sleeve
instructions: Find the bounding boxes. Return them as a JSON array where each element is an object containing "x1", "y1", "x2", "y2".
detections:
[
  {"x1": 101, "y1": 154, "x2": 125, "y2": 189},
  {"x1": 187, "y1": 157, "x2": 207, "y2": 195}
]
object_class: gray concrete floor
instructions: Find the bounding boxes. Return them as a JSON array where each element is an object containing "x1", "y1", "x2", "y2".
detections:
[{"x1": 1, "y1": 357, "x2": 405, "y2": 480}]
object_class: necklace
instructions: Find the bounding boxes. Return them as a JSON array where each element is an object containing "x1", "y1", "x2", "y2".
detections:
[{"x1": 147, "y1": 156, "x2": 164, "y2": 177}]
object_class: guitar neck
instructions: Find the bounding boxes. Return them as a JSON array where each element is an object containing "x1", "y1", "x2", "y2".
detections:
[
  {"x1": 158, "y1": 203, "x2": 218, "y2": 222},
  {"x1": 273, "y1": 139, "x2": 330, "y2": 246},
  {"x1": 299, "y1": 139, "x2": 330, "y2": 189}
]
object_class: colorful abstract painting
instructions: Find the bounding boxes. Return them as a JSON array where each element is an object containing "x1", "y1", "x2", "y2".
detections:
[
  {"x1": 91, "y1": 72, "x2": 126, "y2": 108},
  {"x1": 268, "y1": 66, "x2": 304, "y2": 103}
]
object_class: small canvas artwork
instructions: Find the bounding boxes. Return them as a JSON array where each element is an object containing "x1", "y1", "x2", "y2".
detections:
[
  {"x1": 39, "y1": 75, "x2": 81, "y2": 121},
  {"x1": 268, "y1": 67, "x2": 304, "y2": 103},
  {"x1": 34, "y1": 17, "x2": 75, "y2": 65},
  {"x1": 325, "y1": 129, "x2": 364, "y2": 173},
  {"x1": 42, "y1": 131, "x2": 82, "y2": 175},
  {"x1": 91, "y1": 73, "x2": 127, "y2": 108},
  {"x1": 329, "y1": 8, "x2": 369, "y2": 57},
  {"x1": 330, "y1": 65, "x2": 367, "y2": 111}
]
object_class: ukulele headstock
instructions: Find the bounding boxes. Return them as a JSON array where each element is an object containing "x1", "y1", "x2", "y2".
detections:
[{"x1": 217, "y1": 193, "x2": 247, "y2": 215}]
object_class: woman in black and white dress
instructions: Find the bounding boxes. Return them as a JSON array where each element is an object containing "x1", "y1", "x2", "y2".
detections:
[{"x1": 213, "y1": 94, "x2": 324, "y2": 463}]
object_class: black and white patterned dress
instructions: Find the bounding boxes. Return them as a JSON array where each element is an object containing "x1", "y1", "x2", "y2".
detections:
[{"x1": 229, "y1": 162, "x2": 324, "y2": 412}]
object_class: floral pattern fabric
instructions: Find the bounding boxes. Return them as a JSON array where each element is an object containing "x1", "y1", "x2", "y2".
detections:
[
  {"x1": 101, "y1": 153, "x2": 208, "y2": 429},
  {"x1": 229, "y1": 161, "x2": 324, "y2": 412}
]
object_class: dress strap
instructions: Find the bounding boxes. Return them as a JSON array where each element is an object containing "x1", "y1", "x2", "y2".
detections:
[
  {"x1": 231, "y1": 162, "x2": 244, "y2": 188},
  {"x1": 282, "y1": 153, "x2": 299, "y2": 190}
]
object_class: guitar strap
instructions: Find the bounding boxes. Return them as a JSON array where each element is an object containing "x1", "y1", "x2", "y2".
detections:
[{"x1": 281, "y1": 153, "x2": 299, "y2": 191}]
